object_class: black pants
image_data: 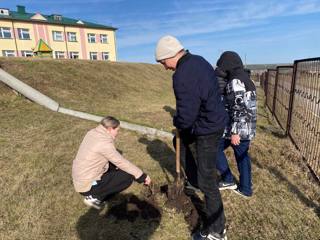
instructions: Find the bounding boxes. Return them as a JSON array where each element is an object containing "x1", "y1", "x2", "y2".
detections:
[
  {"x1": 80, "y1": 164, "x2": 134, "y2": 201},
  {"x1": 173, "y1": 130, "x2": 198, "y2": 186},
  {"x1": 174, "y1": 130, "x2": 226, "y2": 233}
]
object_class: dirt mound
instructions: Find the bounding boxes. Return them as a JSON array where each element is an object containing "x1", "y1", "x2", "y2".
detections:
[{"x1": 143, "y1": 183, "x2": 203, "y2": 231}]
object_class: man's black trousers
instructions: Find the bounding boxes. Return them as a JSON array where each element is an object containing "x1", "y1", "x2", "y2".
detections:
[
  {"x1": 81, "y1": 164, "x2": 134, "y2": 201},
  {"x1": 174, "y1": 130, "x2": 226, "y2": 234}
]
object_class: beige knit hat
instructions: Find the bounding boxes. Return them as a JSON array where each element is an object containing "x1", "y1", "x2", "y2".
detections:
[{"x1": 155, "y1": 35, "x2": 184, "y2": 61}]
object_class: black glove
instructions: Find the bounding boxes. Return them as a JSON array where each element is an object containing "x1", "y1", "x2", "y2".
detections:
[{"x1": 136, "y1": 173, "x2": 147, "y2": 183}]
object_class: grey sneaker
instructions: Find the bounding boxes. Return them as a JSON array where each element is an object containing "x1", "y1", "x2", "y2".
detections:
[
  {"x1": 83, "y1": 195, "x2": 103, "y2": 210},
  {"x1": 233, "y1": 188, "x2": 252, "y2": 199},
  {"x1": 192, "y1": 229, "x2": 227, "y2": 240},
  {"x1": 218, "y1": 181, "x2": 237, "y2": 191}
]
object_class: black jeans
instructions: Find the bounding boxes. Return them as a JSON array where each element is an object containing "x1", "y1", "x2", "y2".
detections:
[
  {"x1": 80, "y1": 164, "x2": 134, "y2": 201},
  {"x1": 196, "y1": 132, "x2": 225, "y2": 233},
  {"x1": 173, "y1": 129, "x2": 198, "y2": 186},
  {"x1": 174, "y1": 130, "x2": 225, "y2": 233}
]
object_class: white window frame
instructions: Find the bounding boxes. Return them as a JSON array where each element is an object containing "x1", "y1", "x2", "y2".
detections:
[
  {"x1": 0, "y1": 27, "x2": 12, "y2": 39},
  {"x1": 69, "y1": 51, "x2": 79, "y2": 59},
  {"x1": 18, "y1": 28, "x2": 30, "y2": 40},
  {"x1": 52, "y1": 31, "x2": 64, "y2": 41},
  {"x1": 21, "y1": 50, "x2": 33, "y2": 57},
  {"x1": 2, "y1": 50, "x2": 15, "y2": 57},
  {"x1": 54, "y1": 51, "x2": 65, "y2": 59},
  {"x1": 87, "y1": 33, "x2": 96, "y2": 43},
  {"x1": 67, "y1": 32, "x2": 77, "y2": 42},
  {"x1": 102, "y1": 52, "x2": 109, "y2": 61},
  {"x1": 100, "y1": 34, "x2": 108, "y2": 44},
  {"x1": 89, "y1": 52, "x2": 98, "y2": 60}
]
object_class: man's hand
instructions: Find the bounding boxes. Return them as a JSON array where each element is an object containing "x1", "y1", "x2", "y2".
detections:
[
  {"x1": 144, "y1": 175, "x2": 151, "y2": 186},
  {"x1": 231, "y1": 134, "x2": 240, "y2": 145}
]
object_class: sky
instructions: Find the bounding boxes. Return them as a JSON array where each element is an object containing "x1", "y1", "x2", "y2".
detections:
[{"x1": 1, "y1": 0, "x2": 320, "y2": 64}]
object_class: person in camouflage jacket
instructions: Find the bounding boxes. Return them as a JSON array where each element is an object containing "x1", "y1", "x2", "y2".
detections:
[{"x1": 215, "y1": 51, "x2": 257, "y2": 197}]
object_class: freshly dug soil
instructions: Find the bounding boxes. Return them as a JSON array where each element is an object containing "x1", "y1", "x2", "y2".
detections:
[{"x1": 144, "y1": 183, "x2": 203, "y2": 231}]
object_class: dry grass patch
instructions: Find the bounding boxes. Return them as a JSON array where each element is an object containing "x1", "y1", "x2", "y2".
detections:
[
  {"x1": 0, "y1": 58, "x2": 175, "y2": 131},
  {"x1": 0, "y1": 91, "x2": 190, "y2": 240},
  {"x1": 0, "y1": 63, "x2": 319, "y2": 239}
]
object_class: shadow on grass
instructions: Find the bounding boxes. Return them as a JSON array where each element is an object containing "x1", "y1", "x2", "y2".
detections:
[
  {"x1": 258, "y1": 125, "x2": 287, "y2": 139},
  {"x1": 76, "y1": 194, "x2": 161, "y2": 240},
  {"x1": 138, "y1": 137, "x2": 176, "y2": 181},
  {"x1": 251, "y1": 157, "x2": 320, "y2": 218},
  {"x1": 139, "y1": 137, "x2": 209, "y2": 231}
]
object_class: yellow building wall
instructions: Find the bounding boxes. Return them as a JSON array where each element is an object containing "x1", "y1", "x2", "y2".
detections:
[
  {"x1": 47, "y1": 25, "x2": 68, "y2": 57},
  {"x1": 0, "y1": 19, "x2": 117, "y2": 60},
  {"x1": 13, "y1": 22, "x2": 37, "y2": 53},
  {"x1": 0, "y1": 20, "x2": 19, "y2": 56},
  {"x1": 82, "y1": 28, "x2": 116, "y2": 61},
  {"x1": 64, "y1": 26, "x2": 83, "y2": 58}
]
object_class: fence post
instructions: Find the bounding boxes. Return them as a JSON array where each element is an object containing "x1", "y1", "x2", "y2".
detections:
[
  {"x1": 265, "y1": 70, "x2": 269, "y2": 107},
  {"x1": 272, "y1": 67, "x2": 280, "y2": 115},
  {"x1": 286, "y1": 61, "x2": 298, "y2": 136}
]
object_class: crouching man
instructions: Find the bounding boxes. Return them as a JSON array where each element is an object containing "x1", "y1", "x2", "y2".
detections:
[{"x1": 72, "y1": 116, "x2": 151, "y2": 210}]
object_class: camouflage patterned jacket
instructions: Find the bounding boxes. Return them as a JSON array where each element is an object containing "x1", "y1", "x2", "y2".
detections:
[{"x1": 223, "y1": 78, "x2": 257, "y2": 140}]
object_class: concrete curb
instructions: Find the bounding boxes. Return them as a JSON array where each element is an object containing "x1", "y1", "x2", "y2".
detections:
[{"x1": 58, "y1": 107, "x2": 173, "y2": 139}]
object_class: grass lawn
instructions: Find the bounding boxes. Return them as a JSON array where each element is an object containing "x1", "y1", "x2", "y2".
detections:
[
  {"x1": 0, "y1": 58, "x2": 175, "y2": 132},
  {"x1": 0, "y1": 59, "x2": 319, "y2": 239}
]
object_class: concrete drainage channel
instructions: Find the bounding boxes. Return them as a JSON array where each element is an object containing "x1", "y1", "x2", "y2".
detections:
[{"x1": 0, "y1": 68, "x2": 173, "y2": 140}]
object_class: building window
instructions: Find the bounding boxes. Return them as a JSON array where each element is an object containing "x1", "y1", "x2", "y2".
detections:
[
  {"x1": 2, "y1": 50, "x2": 15, "y2": 57},
  {"x1": 102, "y1": 52, "x2": 109, "y2": 61},
  {"x1": 69, "y1": 52, "x2": 79, "y2": 59},
  {"x1": 52, "y1": 31, "x2": 64, "y2": 41},
  {"x1": 53, "y1": 15, "x2": 62, "y2": 21},
  {"x1": 54, "y1": 51, "x2": 65, "y2": 59},
  {"x1": 21, "y1": 50, "x2": 33, "y2": 57},
  {"x1": 67, "y1": 32, "x2": 77, "y2": 42},
  {"x1": 0, "y1": 27, "x2": 12, "y2": 39},
  {"x1": 18, "y1": 28, "x2": 30, "y2": 40},
  {"x1": 100, "y1": 34, "x2": 108, "y2": 43},
  {"x1": 0, "y1": 9, "x2": 10, "y2": 16},
  {"x1": 87, "y1": 33, "x2": 96, "y2": 43},
  {"x1": 89, "y1": 52, "x2": 98, "y2": 60}
]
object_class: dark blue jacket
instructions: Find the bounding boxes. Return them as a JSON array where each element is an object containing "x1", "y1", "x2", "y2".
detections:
[{"x1": 173, "y1": 52, "x2": 228, "y2": 136}]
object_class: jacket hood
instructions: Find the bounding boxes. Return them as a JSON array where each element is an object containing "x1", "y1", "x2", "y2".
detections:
[
  {"x1": 216, "y1": 51, "x2": 244, "y2": 73},
  {"x1": 216, "y1": 51, "x2": 256, "y2": 91}
]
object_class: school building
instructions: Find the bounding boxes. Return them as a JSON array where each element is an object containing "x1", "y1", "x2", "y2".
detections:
[{"x1": 0, "y1": 5, "x2": 117, "y2": 61}]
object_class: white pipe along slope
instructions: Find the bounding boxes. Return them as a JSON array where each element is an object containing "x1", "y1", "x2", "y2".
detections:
[
  {"x1": 0, "y1": 68, "x2": 173, "y2": 139},
  {"x1": 0, "y1": 68, "x2": 59, "y2": 111}
]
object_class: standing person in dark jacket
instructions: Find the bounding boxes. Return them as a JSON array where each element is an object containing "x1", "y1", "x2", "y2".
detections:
[
  {"x1": 155, "y1": 35, "x2": 228, "y2": 240},
  {"x1": 215, "y1": 51, "x2": 257, "y2": 198}
]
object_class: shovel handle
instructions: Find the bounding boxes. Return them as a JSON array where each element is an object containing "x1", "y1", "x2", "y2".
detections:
[{"x1": 176, "y1": 129, "x2": 181, "y2": 180}]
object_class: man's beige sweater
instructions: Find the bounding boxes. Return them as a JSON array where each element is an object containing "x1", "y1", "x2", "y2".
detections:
[{"x1": 72, "y1": 125, "x2": 143, "y2": 192}]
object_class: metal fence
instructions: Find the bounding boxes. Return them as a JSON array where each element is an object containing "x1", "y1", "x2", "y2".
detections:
[
  {"x1": 262, "y1": 58, "x2": 320, "y2": 180},
  {"x1": 288, "y1": 58, "x2": 320, "y2": 179},
  {"x1": 274, "y1": 66, "x2": 294, "y2": 132},
  {"x1": 266, "y1": 69, "x2": 277, "y2": 112}
]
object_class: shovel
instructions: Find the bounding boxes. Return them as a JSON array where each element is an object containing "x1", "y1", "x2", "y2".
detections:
[
  {"x1": 175, "y1": 129, "x2": 182, "y2": 185},
  {"x1": 166, "y1": 128, "x2": 185, "y2": 199}
]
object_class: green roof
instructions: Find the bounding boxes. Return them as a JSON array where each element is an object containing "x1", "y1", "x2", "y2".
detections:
[{"x1": 0, "y1": 8, "x2": 117, "y2": 30}]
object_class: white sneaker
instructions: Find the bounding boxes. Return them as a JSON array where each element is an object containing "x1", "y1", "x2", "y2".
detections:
[
  {"x1": 218, "y1": 181, "x2": 237, "y2": 191},
  {"x1": 83, "y1": 195, "x2": 103, "y2": 210},
  {"x1": 192, "y1": 229, "x2": 227, "y2": 240}
]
